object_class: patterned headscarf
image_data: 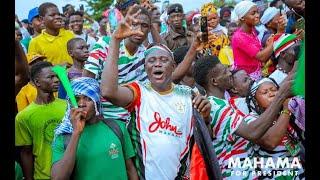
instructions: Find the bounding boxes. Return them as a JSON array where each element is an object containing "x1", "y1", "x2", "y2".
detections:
[
  {"x1": 246, "y1": 77, "x2": 279, "y2": 114},
  {"x1": 144, "y1": 44, "x2": 174, "y2": 60},
  {"x1": 55, "y1": 77, "x2": 101, "y2": 135},
  {"x1": 201, "y1": 2, "x2": 217, "y2": 16}
]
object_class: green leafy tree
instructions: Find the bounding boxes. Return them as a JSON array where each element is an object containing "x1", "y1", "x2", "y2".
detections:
[{"x1": 81, "y1": 0, "x2": 114, "y2": 20}]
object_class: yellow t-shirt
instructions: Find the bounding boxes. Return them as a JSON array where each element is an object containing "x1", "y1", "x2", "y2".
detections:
[
  {"x1": 28, "y1": 29, "x2": 75, "y2": 65},
  {"x1": 15, "y1": 98, "x2": 67, "y2": 179},
  {"x1": 16, "y1": 83, "x2": 58, "y2": 112},
  {"x1": 218, "y1": 46, "x2": 234, "y2": 66}
]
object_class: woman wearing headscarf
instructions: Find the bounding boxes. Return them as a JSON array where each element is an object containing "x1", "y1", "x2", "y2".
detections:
[
  {"x1": 246, "y1": 78, "x2": 305, "y2": 179},
  {"x1": 200, "y1": 2, "x2": 230, "y2": 57},
  {"x1": 231, "y1": 1, "x2": 274, "y2": 80}
]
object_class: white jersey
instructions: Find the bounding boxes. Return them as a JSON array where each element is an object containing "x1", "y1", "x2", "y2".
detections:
[{"x1": 126, "y1": 81, "x2": 193, "y2": 180}]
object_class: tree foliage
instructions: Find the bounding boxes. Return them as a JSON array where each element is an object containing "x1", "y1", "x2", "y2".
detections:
[{"x1": 81, "y1": 0, "x2": 114, "y2": 20}]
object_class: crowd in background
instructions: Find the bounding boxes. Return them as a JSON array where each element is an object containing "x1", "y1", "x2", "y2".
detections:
[{"x1": 14, "y1": 0, "x2": 305, "y2": 179}]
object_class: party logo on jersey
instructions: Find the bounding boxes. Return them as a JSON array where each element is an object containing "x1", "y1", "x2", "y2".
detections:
[
  {"x1": 175, "y1": 101, "x2": 186, "y2": 114},
  {"x1": 108, "y1": 143, "x2": 119, "y2": 159},
  {"x1": 148, "y1": 112, "x2": 183, "y2": 137}
]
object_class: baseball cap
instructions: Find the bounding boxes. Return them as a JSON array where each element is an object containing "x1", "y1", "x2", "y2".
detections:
[
  {"x1": 28, "y1": 7, "x2": 39, "y2": 23},
  {"x1": 167, "y1": 3, "x2": 184, "y2": 15},
  {"x1": 27, "y1": 53, "x2": 46, "y2": 65}
]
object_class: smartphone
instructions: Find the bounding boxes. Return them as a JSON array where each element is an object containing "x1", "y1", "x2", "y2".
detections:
[
  {"x1": 200, "y1": 16, "x2": 208, "y2": 42},
  {"x1": 279, "y1": 4, "x2": 283, "y2": 15}
]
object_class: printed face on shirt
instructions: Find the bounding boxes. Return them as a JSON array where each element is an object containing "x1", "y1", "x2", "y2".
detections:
[
  {"x1": 211, "y1": 63, "x2": 233, "y2": 90},
  {"x1": 69, "y1": 14, "x2": 84, "y2": 34},
  {"x1": 70, "y1": 39, "x2": 89, "y2": 62},
  {"x1": 76, "y1": 95, "x2": 96, "y2": 121},
  {"x1": 207, "y1": 13, "x2": 219, "y2": 29},
  {"x1": 128, "y1": 14, "x2": 151, "y2": 45},
  {"x1": 255, "y1": 82, "x2": 278, "y2": 109},
  {"x1": 243, "y1": 6, "x2": 260, "y2": 26},
  {"x1": 34, "y1": 67, "x2": 60, "y2": 93},
  {"x1": 168, "y1": 12, "x2": 185, "y2": 29},
  {"x1": 145, "y1": 49, "x2": 175, "y2": 90},
  {"x1": 31, "y1": 16, "x2": 45, "y2": 34},
  {"x1": 232, "y1": 70, "x2": 253, "y2": 97},
  {"x1": 42, "y1": 6, "x2": 63, "y2": 30}
]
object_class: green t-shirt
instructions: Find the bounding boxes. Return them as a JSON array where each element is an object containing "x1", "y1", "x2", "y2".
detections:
[
  {"x1": 15, "y1": 161, "x2": 23, "y2": 180},
  {"x1": 52, "y1": 120, "x2": 135, "y2": 180},
  {"x1": 21, "y1": 37, "x2": 32, "y2": 52},
  {"x1": 15, "y1": 98, "x2": 67, "y2": 180}
]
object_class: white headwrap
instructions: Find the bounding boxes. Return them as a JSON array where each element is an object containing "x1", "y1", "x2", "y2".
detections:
[
  {"x1": 250, "y1": 78, "x2": 277, "y2": 97},
  {"x1": 260, "y1": 7, "x2": 280, "y2": 25},
  {"x1": 233, "y1": 0, "x2": 257, "y2": 22}
]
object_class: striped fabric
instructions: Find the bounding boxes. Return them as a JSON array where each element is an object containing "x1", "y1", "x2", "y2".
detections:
[
  {"x1": 254, "y1": 124, "x2": 305, "y2": 179},
  {"x1": 273, "y1": 33, "x2": 298, "y2": 58},
  {"x1": 208, "y1": 96, "x2": 257, "y2": 179},
  {"x1": 84, "y1": 36, "x2": 148, "y2": 122}
]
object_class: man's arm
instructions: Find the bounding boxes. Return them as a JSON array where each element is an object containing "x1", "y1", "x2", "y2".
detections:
[
  {"x1": 20, "y1": 146, "x2": 34, "y2": 180},
  {"x1": 51, "y1": 109, "x2": 86, "y2": 180},
  {"x1": 125, "y1": 158, "x2": 139, "y2": 180},
  {"x1": 235, "y1": 79, "x2": 293, "y2": 141},
  {"x1": 15, "y1": 40, "x2": 29, "y2": 96},
  {"x1": 255, "y1": 35, "x2": 274, "y2": 62},
  {"x1": 172, "y1": 32, "x2": 207, "y2": 83},
  {"x1": 254, "y1": 99, "x2": 291, "y2": 150},
  {"x1": 100, "y1": 6, "x2": 143, "y2": 108}
]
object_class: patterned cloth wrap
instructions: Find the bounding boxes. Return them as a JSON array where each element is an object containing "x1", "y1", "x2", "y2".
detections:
[
  {"x1": 288, "y1": 96, "x2": 305, "y2": 131},
  {"x1": 55, "y1": 77, "x2": 101, "y2": 135}
]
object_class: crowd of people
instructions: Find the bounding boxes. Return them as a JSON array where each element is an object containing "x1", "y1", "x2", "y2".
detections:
[{"x1": 14, "y1": 0, "x2": 305, "y2": 179}]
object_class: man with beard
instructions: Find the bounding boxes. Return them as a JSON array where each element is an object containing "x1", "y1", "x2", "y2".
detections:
[
  {"x1": 160, "y1": 3, "x2": 193, "y2": 51},
  {"x1": 69, "y1": 11, "x2": 97, "y2": 51},
  {"x1": 28, "y1": 2, "x2": 75, "y2": 66},
  {"x1": 15, "y1": 61, "x2": 67, "y2": 179}
]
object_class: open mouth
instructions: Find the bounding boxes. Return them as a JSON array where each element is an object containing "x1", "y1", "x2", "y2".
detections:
[{"x1": 152, "y1": 70, "x2": 164, "y2": 79}]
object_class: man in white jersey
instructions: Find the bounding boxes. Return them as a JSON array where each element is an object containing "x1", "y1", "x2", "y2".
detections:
[
  {"x1": 193, "y1": 55, "x2": 294, "y2": 179},
  {"x1": 100, "y1": 6, "x2": 212, "y2": 180}
]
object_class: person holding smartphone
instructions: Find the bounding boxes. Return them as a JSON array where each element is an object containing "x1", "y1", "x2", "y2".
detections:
[{"x1": 200, "y1": 2, "x2": 230, "y2": 57}]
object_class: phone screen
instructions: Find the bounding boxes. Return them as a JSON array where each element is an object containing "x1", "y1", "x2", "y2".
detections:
[{"x1": 200, "y1": 16, "x2": 208, "y2": 42}]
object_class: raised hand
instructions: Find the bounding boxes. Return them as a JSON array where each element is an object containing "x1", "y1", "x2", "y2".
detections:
[
  {"x1": 192, "y1": 94, "x2": 212, "y2": 124},
  {"x1": 113, "y1": 5, "x2": 145, "y2": 40},
  {"x1": 266, "y1": 34, "x2": 275, "y2": 47},
  {"x1": 277, "y1": 15, "x2": 287, "y2": 33},
  {"x1": 293, "y1": 28, "x2": 304, "y2": 40},
  {"x1": 70, "y1": 108, "x2": 87, "y2": 134},
  {"x1": 192, "y1": 32, "x2": 218, "y2": 51}
]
